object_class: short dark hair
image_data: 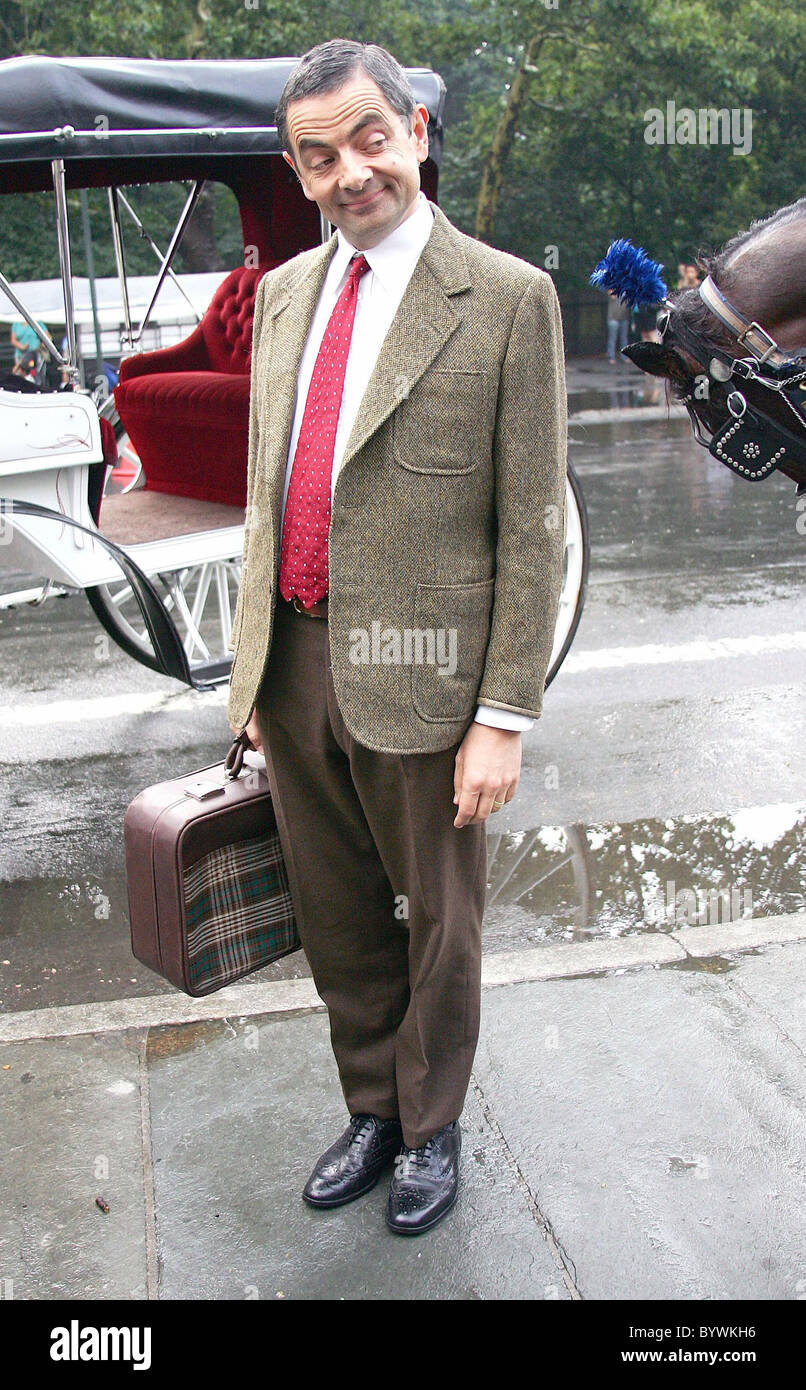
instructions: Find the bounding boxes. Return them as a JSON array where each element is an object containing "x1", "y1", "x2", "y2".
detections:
[{"x1": 276, "y1": 39, "x2": 418, "y2": 159}]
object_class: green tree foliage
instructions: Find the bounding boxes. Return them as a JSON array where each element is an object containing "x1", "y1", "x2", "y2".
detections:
[{"x1": 0, "y1": 0, "x2": 804, "y2": 298}]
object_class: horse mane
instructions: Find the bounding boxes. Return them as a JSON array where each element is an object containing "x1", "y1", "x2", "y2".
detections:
[{"x1": 668, "y1": 195, "x2": 806, "y2": 354}]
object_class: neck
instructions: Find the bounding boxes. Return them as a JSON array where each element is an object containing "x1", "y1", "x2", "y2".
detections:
[{"x1": 722, "y1": 226, "x2": 806, "y2": 352}]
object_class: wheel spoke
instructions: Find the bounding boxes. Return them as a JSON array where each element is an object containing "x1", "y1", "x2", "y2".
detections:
[
  {"x1": 215, "y1": 563, "x2": 233, "y2": 649},
  {"x1": 164, "y1": 573, "x2": 211, "y2": 661}
]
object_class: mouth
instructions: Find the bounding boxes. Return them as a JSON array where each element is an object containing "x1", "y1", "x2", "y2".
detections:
[{"x1": 342, "y1": 187, "x2": 386, "y2": 210}]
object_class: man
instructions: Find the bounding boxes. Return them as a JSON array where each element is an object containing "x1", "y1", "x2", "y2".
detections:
[
  {"x1": 605, "y1": 289, "x2": 630, "y2": 363},
  {"x1": 227, "y1": 39, "x2": 567, "y2": 1235}
]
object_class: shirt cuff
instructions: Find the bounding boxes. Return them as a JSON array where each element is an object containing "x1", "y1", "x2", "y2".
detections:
[{"x1": 474, "y1": 704, "x2": 535, "y2": 732}]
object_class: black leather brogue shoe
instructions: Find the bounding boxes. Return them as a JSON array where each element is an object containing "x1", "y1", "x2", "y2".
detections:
[
  {"x1": 385, "y1": 1120, "x2": 461, "y2": 1235},
  {"x1": 302, "y1": 1114, "x2": 403, "y2": 1208}
]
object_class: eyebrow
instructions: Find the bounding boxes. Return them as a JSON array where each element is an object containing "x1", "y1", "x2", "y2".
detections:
[{"x1": 296, "y1": 110, "x2": 391, "y2": 156}]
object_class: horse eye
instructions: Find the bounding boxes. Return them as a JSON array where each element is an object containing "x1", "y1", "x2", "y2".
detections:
[{"x1": 656, "y1": 310, "x2": 670, "y2": 338}]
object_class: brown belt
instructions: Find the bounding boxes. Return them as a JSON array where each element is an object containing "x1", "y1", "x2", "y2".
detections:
[{"x1": 286, "y1": 594, "x2": 329, "y2": 620}]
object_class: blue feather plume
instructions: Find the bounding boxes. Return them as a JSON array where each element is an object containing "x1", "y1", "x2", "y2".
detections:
[{"x1": 590, "y1": 238, "x2": 667, "y2": 309}]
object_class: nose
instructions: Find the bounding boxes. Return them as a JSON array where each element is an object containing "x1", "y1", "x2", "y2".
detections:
[{"x1": 337, "y1": 148, "x2": 372, "y2": 192}]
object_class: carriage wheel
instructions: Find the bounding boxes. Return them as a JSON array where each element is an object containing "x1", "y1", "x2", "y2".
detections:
[
  {"x1": 85, "y1": 558, "x2": 242, "y2": 676},
  {"x1": 85, "y1": 460, "x2": 588, "y2": 685},
  {"x1": 545, "y1": 461, "x2": 589, "y2": 688}
]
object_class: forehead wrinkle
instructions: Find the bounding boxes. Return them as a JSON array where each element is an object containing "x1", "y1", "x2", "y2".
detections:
[{"x1": 288, "y1": 89, "x2": 400, "y2": 150}]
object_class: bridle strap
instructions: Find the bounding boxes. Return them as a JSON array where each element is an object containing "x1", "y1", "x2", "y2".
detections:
[{"x1": 698, "y1": 275, "x2": 801, "y2": 367}]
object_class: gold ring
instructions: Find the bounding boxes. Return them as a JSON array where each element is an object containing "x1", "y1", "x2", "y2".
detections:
[{"x1": 492, "y1": 800, "x2": 504, "y2": 810}]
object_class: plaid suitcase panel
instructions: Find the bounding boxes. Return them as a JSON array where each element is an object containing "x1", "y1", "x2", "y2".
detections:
[{"x1": 182, "y1": 828, "x2": 299, "y2": 993}]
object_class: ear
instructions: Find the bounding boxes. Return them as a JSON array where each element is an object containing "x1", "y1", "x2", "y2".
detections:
[{"x1": 622, "y1": 340, "x2": 692, "y2": 389}]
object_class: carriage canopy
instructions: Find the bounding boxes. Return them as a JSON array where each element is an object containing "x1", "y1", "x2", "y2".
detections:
[{"x1": 0, "y1": 55, "x2": 446, "y2": 192}]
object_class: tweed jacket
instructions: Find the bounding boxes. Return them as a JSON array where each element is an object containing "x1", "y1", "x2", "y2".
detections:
[{"x1": 226, "y1": 200, "x2": 567, "y2": 755}]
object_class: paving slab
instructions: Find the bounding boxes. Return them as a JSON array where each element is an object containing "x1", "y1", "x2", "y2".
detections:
[
  {"x1": 0, "y1": 1031, "x2": 147, "y2": 1299},
  {"x1": 145, "y1": 1012, "x2": 570, "y2": 1300},
  {"x1": 472, "y1": 941, "x2": 806, "y2": 1300},
  {"x1": 5, "y1": 935, "x2": 806, "y2": 1301},
  {"x1": 719, "y1": 942, "x2": 806, "y2": 1055}
]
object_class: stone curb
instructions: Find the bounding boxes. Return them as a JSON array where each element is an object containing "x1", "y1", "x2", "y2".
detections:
[{"x1": 2, "y1": 911, "x2": 805, "y2": 1044}]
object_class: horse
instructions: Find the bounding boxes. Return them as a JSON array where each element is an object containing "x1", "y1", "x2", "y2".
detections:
[{"x1": 591, "y1": 199, "x2": 806, "y2": 493}]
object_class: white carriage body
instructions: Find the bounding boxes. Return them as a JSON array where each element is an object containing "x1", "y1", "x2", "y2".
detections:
[{"x1": 0, "y1": 388, "x2": 244, "y2": 592}]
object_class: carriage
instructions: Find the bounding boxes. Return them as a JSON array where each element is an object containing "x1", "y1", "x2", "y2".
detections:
[{"x1": 0, "y1": 55, "x2": 588, "y2": 692}]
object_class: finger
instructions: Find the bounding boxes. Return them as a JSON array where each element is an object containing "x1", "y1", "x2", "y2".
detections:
[
  {"x1": 453, "y1": 786, "x2": 481, "y2": 828},
  {"x1": 453, "y1": 755, "x2": 464, "y2": 804},
  {"x1": 476, "y1": 790, "x2": 500, "y2": 822}
]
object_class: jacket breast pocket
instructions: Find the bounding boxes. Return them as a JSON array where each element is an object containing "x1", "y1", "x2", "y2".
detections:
[
  {"x1": 410, "y1": 577, "x2": 496, "y2": 723},
  {"x1": 392, "y1": 370, "x2": 489, "y2": 475}
]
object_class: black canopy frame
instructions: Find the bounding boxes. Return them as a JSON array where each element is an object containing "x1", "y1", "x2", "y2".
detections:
[
  {"x1": 0, "y1": 55, "x2": 445, "y2": 188},
  {"x1": 0, "y1": 55, "x2": 446, "y2": 382}
]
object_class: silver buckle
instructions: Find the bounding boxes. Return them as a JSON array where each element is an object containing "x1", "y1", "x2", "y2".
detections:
[{"x1": 736, "y1": 321, "x2": 778, "y2": 365}]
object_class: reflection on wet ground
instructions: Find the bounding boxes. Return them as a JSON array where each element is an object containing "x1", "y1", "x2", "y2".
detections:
[
  {"x1": 482, "y1": 800, "x2": 806, "y2": 953},
  {"x1": 568, "y1": 412, "x2": 806, "y2": 594},
  {"x1": 566, "y1": 355, "x2": 666, "y2": 413},
  {"x1": 3, "y1": 800, "x2": 803, "y2": 1013}
]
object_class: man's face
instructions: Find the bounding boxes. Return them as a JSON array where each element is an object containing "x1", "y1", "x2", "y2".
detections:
[{"x1": 282, "y1": 73, "x2": 429, "y2": 249}]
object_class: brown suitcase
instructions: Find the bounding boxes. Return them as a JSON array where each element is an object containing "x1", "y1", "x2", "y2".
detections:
[{"x1": 124, "y1": 732, "x2": 300, "y2": 997}]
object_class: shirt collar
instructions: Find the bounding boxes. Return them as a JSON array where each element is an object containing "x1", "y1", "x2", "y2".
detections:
[{"x1": 331, "y1": 191, "x2": 434, "y2": 293}]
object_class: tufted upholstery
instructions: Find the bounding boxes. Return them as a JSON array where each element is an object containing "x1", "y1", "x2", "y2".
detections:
[
  {"x1": 113, "y1": 264, "x2": 275, "y2": 508},
  {"x1": 199, "y1": 265, "x2": 265, "y2": 374}
]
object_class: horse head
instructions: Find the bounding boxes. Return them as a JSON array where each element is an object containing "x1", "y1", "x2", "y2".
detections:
[{"x1": 592, "y1": 201, "x2": 806, "y2": 490}]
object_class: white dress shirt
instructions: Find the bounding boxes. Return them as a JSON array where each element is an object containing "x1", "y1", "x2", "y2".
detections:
[{"x1": 280, "y1": 190, "x2": 534, "y2": 734}]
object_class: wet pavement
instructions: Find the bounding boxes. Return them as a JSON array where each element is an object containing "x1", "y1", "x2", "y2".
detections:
[
  {"x1": 2, "y1": 354, "x2": 806, "y2": 1297},
  {"x1": 4, "y1": 930, "x2": 806, "y2": 1300}
]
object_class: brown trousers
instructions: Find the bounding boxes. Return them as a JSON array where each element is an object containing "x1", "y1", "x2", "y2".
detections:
[{"x1": 254, "y1": 598, "x2": 487, "y2": 1149}]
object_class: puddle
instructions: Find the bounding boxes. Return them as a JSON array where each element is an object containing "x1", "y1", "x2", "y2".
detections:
[
  {"x1": 568, "y1": 382, "x2": 666, "y2": 414},
  {"x1": 662, "y1": 954, "x2": 739, "y2": 975},
  {"x1": 483, "y1": 800, "x2": 806, "y2": 952},
  {"x1": 2, "y1": 801, "x2": 802, "y2": 1012}
]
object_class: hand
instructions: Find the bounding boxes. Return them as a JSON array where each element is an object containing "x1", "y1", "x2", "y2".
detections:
[
  {"x1": 228, "y1": 706, "x2": 264, "y2": 755},
  {"x1": 453, "y1": 723, "x2": 521, "y2": 828}
]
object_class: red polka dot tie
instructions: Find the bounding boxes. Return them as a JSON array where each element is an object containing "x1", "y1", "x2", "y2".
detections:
[{"x1": 278, "y1": 252, "x2": 371, "y2": 606}]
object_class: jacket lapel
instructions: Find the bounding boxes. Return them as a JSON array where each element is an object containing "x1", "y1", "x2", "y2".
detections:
[
  {"x1": 338, "y1": 203, "x2": 471, "y2": 471},
  {"x1": 261, "y1": 237, "x2": 338, "y2": 524},
  {"x1": 260, "y1": 202, "x2": 471, "y2": 534}
]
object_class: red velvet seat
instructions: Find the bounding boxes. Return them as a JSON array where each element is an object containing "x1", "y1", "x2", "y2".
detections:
[{"x1": 114, "y1": 264, "x2": 275, "y2": 508}]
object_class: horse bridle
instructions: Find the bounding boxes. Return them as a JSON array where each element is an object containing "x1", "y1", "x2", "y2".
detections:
[{"x1": 657, "y1": 275, "x2": 806, "y2": 490}]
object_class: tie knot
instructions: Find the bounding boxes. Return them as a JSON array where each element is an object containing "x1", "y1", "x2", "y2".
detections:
[{"x1": 349, "y1": 253, "x2": 371, "y2": 281}]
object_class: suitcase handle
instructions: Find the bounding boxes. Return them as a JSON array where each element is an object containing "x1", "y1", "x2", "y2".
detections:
[{"x1": 223, "y1": 729, "x2": 253, "y2": 780}]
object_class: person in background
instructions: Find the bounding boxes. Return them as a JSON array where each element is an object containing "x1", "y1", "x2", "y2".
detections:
[
  {"x1": 676, "y1": 262, "x2": 701, "y2": 290},
  {"x1": 634, "y1": 300, "x2": 663, "y2": 343},
  {"x1": 606, "y1": 290, "x2": 630, "y2": 362},
  {"x1": 10, "y1": 318, "x2": 48, "y2": 376}
]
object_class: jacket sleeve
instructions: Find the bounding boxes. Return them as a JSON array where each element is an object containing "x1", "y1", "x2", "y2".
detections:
[
  {"x1": 228, "y1": 270, "x2": 269, "y2": 654},
  {"x1": 476, "y1": 270, "x2": 568, "y2": 720}
]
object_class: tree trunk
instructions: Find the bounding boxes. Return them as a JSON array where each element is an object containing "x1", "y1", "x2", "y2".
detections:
[{"x1": 475, "y1": 33, "x2": 546, "y2": 245}]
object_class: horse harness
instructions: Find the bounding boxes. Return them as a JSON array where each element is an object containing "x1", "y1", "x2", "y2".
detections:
[{"x1": 661, "y1": 274, "x2": 806, "y2": 491}]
